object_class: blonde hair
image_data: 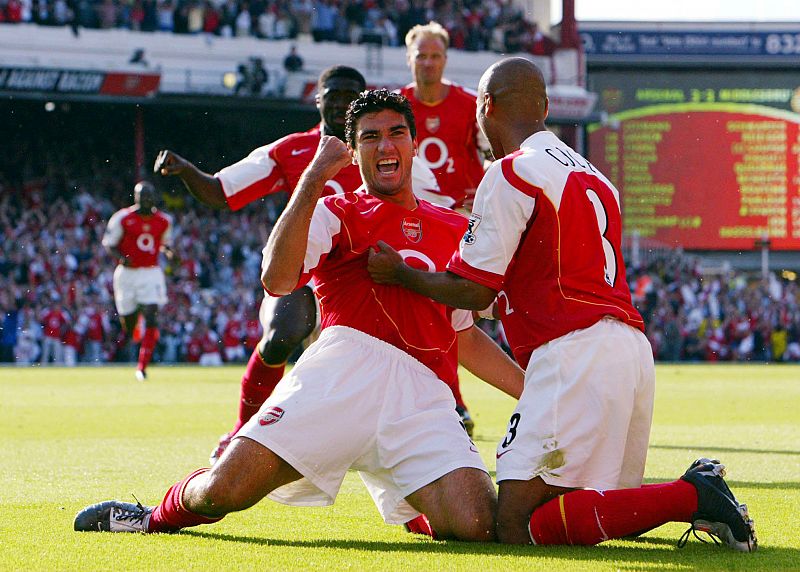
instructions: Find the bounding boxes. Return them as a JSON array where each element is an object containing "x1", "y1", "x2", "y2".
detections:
[{"x1": 405, "y1": 21, "x2": 450, "y2": 50}]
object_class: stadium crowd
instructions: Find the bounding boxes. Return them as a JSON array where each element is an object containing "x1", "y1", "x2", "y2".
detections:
[
  {"x1": 0, "y1": 0, "x2": 556, "y2": 54},
  {"x1": 1, "y1": 120, "x2": 799, "y2": 366},
  {"x1": 1, "y1": 166, "x2": 799, "y2": 366},
  {"x1": 0, "y1": 140, "x2": 284, "y2": 366}
]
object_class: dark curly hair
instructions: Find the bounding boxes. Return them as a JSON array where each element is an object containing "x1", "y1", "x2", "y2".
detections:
[{"x1": 345, "y1": 89, "x2": 416, "y2": 149}]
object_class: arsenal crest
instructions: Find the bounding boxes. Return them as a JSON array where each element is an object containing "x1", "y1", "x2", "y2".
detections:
[
  {"x1": 402, "y1": 217, "x2": 423, "y2": 243},
  {"x1": 425, "y1": 115, "x2": 440, "y2": 133},
  {"x1": 258, "y1": 406, "x2": 285, "y2": 426}
]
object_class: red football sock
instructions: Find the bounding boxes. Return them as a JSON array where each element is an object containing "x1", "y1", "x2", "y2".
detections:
[
  {"x1": 147, "y1": 468, "x2": 223, "y2": 533},
  {"x1": 529, "y1": 480, "x2": 698, "y2": 545},
  {"x1": 132, "y1": 315, "x2": 145, "y2": 343},
  {"x1": 405, "y1": 514, "x2": 437, "y2": 539},
  {"x1": 444, "y1": 374, "x2": 466, "y2": 409},
  {"x1": 137, "y1": 327, "x2": 159, "y2": 372},
  {"x1": 233, "y1": 350, "x2": 286, "y2": 432}
]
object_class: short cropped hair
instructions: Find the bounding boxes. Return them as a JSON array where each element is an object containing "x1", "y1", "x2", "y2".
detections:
[
  {"x1": 405, "y1": 21, "x2": 450, "y2": 50},
  {"x1": 345, "y1": 89, "x2": 416, "y2": 149},
  {"x1": 317, "y1": 65, "x2": 367, "y2": 91}
]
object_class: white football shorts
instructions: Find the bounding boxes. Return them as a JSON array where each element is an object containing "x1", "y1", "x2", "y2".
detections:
[
  {"x1": 496, "y1": 317, "x2": 655, "y2": 491},
  {"x1": 113, "y1": 265, "x2": 167, "y2": 316},
  {"x1": 236, "y1": 325, "x2": 487, "y2": 524}
]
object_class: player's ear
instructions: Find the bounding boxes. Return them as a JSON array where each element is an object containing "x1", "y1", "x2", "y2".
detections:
[
  {"x1": 315, "y1": 93, "x2": 321, "y2": 108},
  {"x1": 484, "y1": 92, "x2": 494, "y2": 116}
]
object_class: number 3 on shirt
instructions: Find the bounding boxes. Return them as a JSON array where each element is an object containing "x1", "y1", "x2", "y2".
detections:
[{"x1": 585, "y1": 188, "x2": 618, "y2": 287}]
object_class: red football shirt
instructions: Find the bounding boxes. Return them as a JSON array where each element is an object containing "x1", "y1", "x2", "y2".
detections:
[
  {"x1": 42, "y1": 308, "x2": 69, "y2": 339},
  {"x1": 400, "y1": 83, "x2": 486, "y2": 208},
  {"x1": 290, "y1": 191, "x2": 471, "y2": 383},
  {"x1": 222, "y1": 318, "x2": 244, "y2": 348},
  {"x1": 216, "y1": 125, "x2": 364, "y2": 211},
  {"x1": 448, "y1": 130, "x2": 644, "y2": 369},
  {"x1": 102, "y1": 207, "x2": 172, "y2": 268}
]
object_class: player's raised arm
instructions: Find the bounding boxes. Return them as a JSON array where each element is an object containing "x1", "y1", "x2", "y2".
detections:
[
  {"x1": 457, "y1": 324, "x2": 522, "y2": 399},
  {"x1": 154, "y1": 149, "x2": 227, "y2": 209},
  {"x1": 261, "y1": 135, "x2": 351, "y2": 295}
]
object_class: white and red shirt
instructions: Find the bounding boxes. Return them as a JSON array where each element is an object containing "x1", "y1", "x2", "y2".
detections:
[
  {"x1": 273, "y1": 191, "x2": 471, "y2": 383},
  {"x1": 400, "y1": 83, "x2": 486, "y2": 208},
  {"x1": 102, "y1": 207, "x2": 172, "y2": 268},
  {"x1": 217, "y1": 125, "x2": 363, "y2": 210},
  {"x1": 448, "y1": 130, "x2": 644, "y2": 369},
  {"x1": 216, "y1": 124, "x2": 452, "y2": 210}
]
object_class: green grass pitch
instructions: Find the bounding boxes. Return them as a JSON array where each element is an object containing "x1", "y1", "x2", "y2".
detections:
[{"x1": 1, "y1": 364, "x2": 798, "y2": 571}]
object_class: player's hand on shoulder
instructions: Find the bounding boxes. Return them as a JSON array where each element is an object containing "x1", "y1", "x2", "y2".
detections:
[
  {"x1": 367, "y1": 240, "x2": 404, "y2": 285},
  {"x1": 154, "y1": 149, "x2": 189, "y2": 177},
  {"x1": 308, "y1": 136, "x2": 352, "y2": 180}
]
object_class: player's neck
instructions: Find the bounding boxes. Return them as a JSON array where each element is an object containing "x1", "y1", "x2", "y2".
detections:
[
  {"x1": 414, "y1": 81, "x2": 449, "y2": 105},
  {"x1": 134, "y1": 205, "x2": 156, "y2": 216},
  {"x1": 369, "y1": 187, "x2": 417, "y2": 210}
]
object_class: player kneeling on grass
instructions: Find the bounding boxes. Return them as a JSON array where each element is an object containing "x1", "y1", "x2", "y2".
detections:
[
  {"x1": 367, "y1": 57, "x2": 757, "y2": 552},
  {"x1": 73, "y1": 90, "x2": 524, "y2": 541}
]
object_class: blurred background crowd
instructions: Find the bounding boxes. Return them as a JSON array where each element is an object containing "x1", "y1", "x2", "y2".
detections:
[
  {"x1": 0, "y1": 0, "x2": 556, "y2": 54},
  {"x1": 1, "y1": 148, "x2": 799, "y2": 366}
]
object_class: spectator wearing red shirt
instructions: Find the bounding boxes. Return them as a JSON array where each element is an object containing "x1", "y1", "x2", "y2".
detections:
[{"x1": 40, "y1": 302, "x2": 69, "y2": 364}]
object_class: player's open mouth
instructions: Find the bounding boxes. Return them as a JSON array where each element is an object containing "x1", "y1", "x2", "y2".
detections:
[{"x1": 377, "y1": 158, "x2": 399, "y2": 173}]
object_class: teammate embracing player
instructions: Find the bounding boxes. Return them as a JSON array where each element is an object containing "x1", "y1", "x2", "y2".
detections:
[{"x1": 368, "y1": 58, "x2": 757, "y2": 552}]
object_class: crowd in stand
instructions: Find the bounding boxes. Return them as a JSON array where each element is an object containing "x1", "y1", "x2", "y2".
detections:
[
  {"x1": 0, "y1": 0, "x2": 556, "y2": 55},
  {"x1": 0, "y1": 177, "x2": 281, "y2": 366},
  {"x1": 1, "y1": 103, "x2": 799, "y2": 366},
  {"x1": 1, "y1": 166, "x2": 799, "y2": 366},
  {"x1": 630, "y1": 251, "x2": 800, "y2": 363}
]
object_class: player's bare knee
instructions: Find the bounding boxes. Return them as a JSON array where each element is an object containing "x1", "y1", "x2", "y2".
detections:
[
  {"x1": 454, "y1": 509, "x2": 496, "y2": 542},
  {"x1": 496, "y1": 515, "x2": 532, "y2": 544}
]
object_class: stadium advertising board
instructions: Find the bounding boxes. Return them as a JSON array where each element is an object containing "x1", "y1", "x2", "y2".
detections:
[
  {"x1": 588, "y1": 70, "x2": 800, "y2": 250},
  {"x1": 581, "y1": 29, "x2": 800, "y2": 60},
  {"x1": 0, "y1": 67, "x2": 160, "y2": 97}
]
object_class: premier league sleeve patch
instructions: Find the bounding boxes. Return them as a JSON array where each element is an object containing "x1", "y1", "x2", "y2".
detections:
[{"x1": 463, "y1": 213, "x2": 481, "y2": 245}]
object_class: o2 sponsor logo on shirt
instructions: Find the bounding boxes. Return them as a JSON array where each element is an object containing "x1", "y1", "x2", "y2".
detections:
[
  {"x1": 258, "y1": 406, "x2": 285, "y2": 426},
  {"x1": 463, "y1": 213, "x2": 481, "y2": 245},
  {"x1": 136, "y1": 233, "x2": 156, "y2": 252}
]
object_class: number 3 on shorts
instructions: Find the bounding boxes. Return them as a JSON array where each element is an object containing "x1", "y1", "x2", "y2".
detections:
[{"x1": 501, "y1": 413, "x2": 521, "y2": 448}]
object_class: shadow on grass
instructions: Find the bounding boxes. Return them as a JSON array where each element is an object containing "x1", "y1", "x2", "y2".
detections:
[
  {"x1": 182, "y1": 530, "x2": 798, "y2": 570},
  {"x1": 651, "y1": 444, "x2": 800, "y2": 456}
]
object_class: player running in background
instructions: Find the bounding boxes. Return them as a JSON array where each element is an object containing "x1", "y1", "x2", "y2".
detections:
[
  {"x1": 102, "y1": 181, "x2": 173, "y2": 381},
  {"x1": 155, "y1": 65, "x2": 457, "y2": 463},
  {"x1": 368, "y1": 58, "x2": 757, "y2": 551},
  {"x1": 400, "y1": 21, "x2": 491, "y2": 434},
  {"x1": 74, "y1": 89, "x2": 523, "y2": 541}
]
